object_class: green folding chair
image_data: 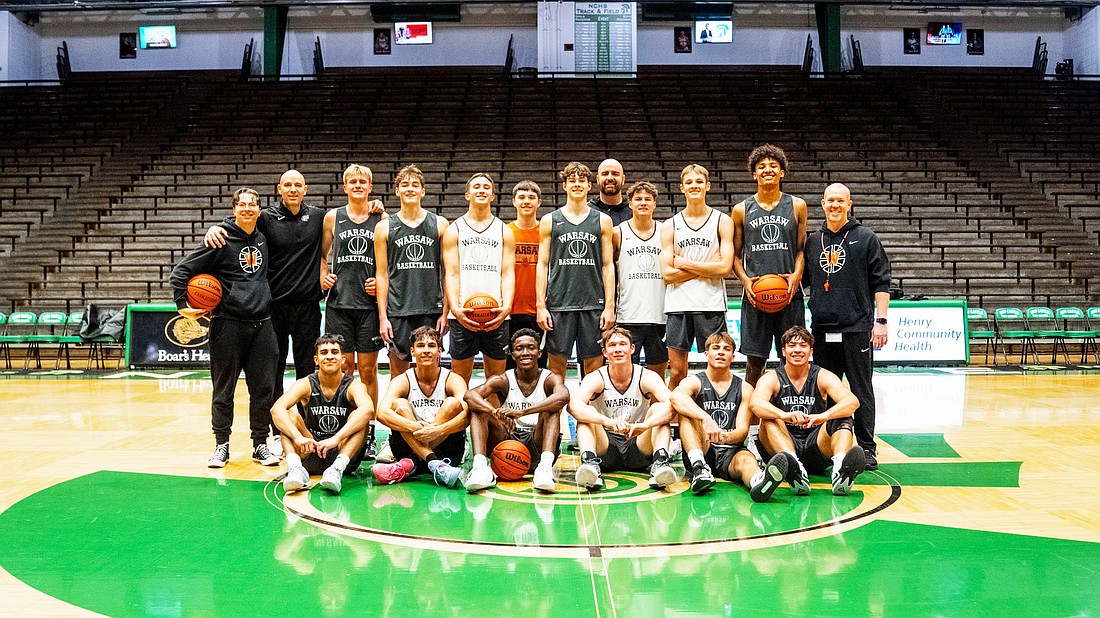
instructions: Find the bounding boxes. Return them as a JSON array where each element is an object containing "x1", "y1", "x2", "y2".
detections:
[
  {"x1": 0, "y1": 312, "x2": 37, "y2": 370},
  {"x1": 0, "y1": 313, "x2": 8, "y2": 369},
  {"x1": 1055, "y1": 307, "x2": 1099, "y2": 365},
  {"x1": 1025, "y1": 306, "x2": 1067, "y2": 363},
  {"x1": 994, "y1": 307, "x2": 1037, "y2": 365},
  {"x1": 55, "y1": 311, "x2": 85, "y2": 370},
  {"x1": 966, "y1": 307, "x2": 996, "y2": 364},
  {"x1": 26, "y1": 311, "x2": 67, "y2": 370}
]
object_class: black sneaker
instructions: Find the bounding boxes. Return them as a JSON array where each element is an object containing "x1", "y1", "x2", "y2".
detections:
[
  {"x1": 832, "y1": 446, "x2": 867, "y2": 495},
  {"x1": 252, "y1": 443, "x2": 280, "y2": 466},
  {"x1": 207, "y1": 442, "x2": 229, "y2": 468},
  {"x1": 863, "y1": 448, "x2": 879, "y2": 471},
  {"x1": 785, "y1": 452, "x2": 811, "y2": 496},
  {"x1": 750, "y1": 452, "x2": 791, "y2": 503},
  {"x1": 689, "y1": 461, "x2": 716, "y2": 495}
]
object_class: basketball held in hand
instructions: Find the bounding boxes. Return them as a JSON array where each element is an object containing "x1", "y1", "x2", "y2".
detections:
[
  {"x1": 463, "y1": 293, "x2": 499, "y2": 325},
  {"x1": 187, "y1": 274, "x2": 223, "y2": 311},
  {"x1": 751, "y1": 274, "x2": 791, "y2": 313}
]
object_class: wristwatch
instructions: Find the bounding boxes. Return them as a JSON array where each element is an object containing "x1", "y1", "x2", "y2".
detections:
[{"x1": 875, "y1": 318, "x2": 888, "y2": 325}]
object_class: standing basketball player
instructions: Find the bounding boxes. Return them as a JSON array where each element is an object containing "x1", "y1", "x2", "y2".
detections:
[
  {"x1": 614, "y1": 181, "x2": 668, "y2": 377},
  {"x1": 375, "y1": 165, "x2": 449, "y2": 377},
  {"x1": 320, "y1": 165, "x2": 386, "y2": 455},
  {"x1": 171, "y1": 188, "x2": 279, "y2": 468},
  {"x1": 589, "y1": 158, "x2": 631, "y2": 226},
  {"x1": 661, "y1": 164, "x2": 734, "y2": 391},
  {"x1": 536, "y1": 161, "x2": 616, "y2": 379},
  {"x1": 372, "y1": 327, "x2": 467, "y2": 487},
  {"x1": 804, "y1": 183, "x2": 891, "y2": 470},
  {"x1": 750, "y1": 326, "x2": 866, "y2": 496},
  {"x1": 463, "y1": 329, "x2": 568, "y2": 493},
  {"x1": 732, "y1": 145, "x2": 808, "y2": 386},
  {"x1": 671, "y1": 331, "x2": 792, "y2": 500},
  {"x1": 442, "y1": 172, "x2": 515, "y2": 384},
  {"x1": 570, "y1": 328, "x2": 677, "y2": 491},
  {"x1": 507, "y1": 181, "x2": 545, "y2": 367},
  {"x1": 272, "y1": 334, "x2": 374, "y2": 495}
]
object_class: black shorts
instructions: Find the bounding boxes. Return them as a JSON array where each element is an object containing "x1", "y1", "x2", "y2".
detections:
[
  {"x1": 758, "y1": 425, "x2": 831, "y2": 474},
  {"x1": 388, "y1": 429, "x2": 466, "y2": 475},
  {"x1": 665, "y1": 311, "x2": 727, "y2": 352},
  {"x1": 507, "y1": 314, "x2": 547, "y2": 369},
  {"x1": 620, "y1": 323, "x2": 669, "y2": 365},
  {"x1": 325, "y1": 305, "x2": 383, "y2": 353},
  {"x1": 598, "y1": 431, "x2": 653, "y2": 472},
  {"x1": 739, "y1": 296, "x2": 805, "y2": 359},
  {"x1": 705, "y1": 444, "x2": 749, "y2": 482},
  {"x1": 508, "y1": 424, "x2": 560, "y2": 470},
  {"x1": 546, "y1": 309, "x2": 603, "y2": 360},
  {"x1": 388, "y1": 314, "x2": 440, "y2": 361},
  {"x1": 301, "y1": 442, "x2": 367, "y2": 476},
  {"x1": 448, "y1": 319, "x2": 509, "y2": 361}
]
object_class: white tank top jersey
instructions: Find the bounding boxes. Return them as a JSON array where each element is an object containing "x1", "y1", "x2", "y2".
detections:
[
  {"x1": 593, "y1": 365, "x2": 650, "y2": 423},
  {"x1": 504, "y1": 369, "x2": 550, "y2": 429},
  {"x1": 664, "y1": 209, "x2": 728, "y2": 313},
  {"x1": 456, "y1": 215, "x2": 504, "y2": 305},
  {"x1": 616, "y1": 220, "x2": 666, "y2": 324},
  {"x1": 404, "y1": 367, "x2": 450, "y2": 423}
]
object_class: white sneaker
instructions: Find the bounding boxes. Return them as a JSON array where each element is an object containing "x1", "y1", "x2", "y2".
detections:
[
  {"x1": 575, "y1": 459, "x2": 603, "y2": 490},
  {"x1": 375, "y1": 440, "x2": 395, "y2": 463},
  {"x1": 320, "y1": 466, "x2": 343, "y2": 494},
  {"x1": 270, "y1": 435, "x2": 284, "y2": 458},
  {"x1": 463, "y1": 464, "x2": 497, "y2": 493},
  {"x1": 283, "y1": 465, "x2": 310, "y2": 492},
  {"x1": 532, "y1": 463, "x2": 556, "y2": 493}
]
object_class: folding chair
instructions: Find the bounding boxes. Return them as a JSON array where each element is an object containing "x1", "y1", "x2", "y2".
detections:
[
  {"x1": 1055, "y1": 307, "x2": 1099, "y2": 365},
  {"x1": 26, "y1": 311, "x2": 67, "y2": 370},
  {"x1": 965, "y1": 307, "x2": 996, "y2": 364},
  {"x1": 1024, "y1": 306, "x2": 1067, "y2": 364},
  {"x1": 55, "y1": 311, "x2": 85, "y2": 369},
  {"x1": 994, "y1": 307, "x2": 1037, "y2": 364},
  {"x1": 1, "y1": 312, "x2": 37, "y2": 370}
]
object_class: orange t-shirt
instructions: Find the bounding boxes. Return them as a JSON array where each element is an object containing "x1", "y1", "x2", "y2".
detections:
[{"x1": 509, "y1": 221, "x2": 540, "y2": 315}]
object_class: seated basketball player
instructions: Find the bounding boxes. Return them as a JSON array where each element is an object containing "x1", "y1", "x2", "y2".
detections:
[
  {"x1": 749, "y1": 326, "x2": 866, "y2": 496},
  {"x1": 671, "y1": 331, "x2": 793, "y2": 500},
  {"x1": 463, "y1": 328, "x2": 569, "y2": 493},
  {"x1": 372, "y1": 327, "x2": 468, "y2": 488},
  {"x1": 570, "y1": 328, "x2": 677, "y2": 491},
  {"x1": 271, "y1": 334, "x2": 374, "y2": 494}
]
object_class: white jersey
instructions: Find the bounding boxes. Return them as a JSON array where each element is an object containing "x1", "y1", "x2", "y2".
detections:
[
  {"x1": 503, "y1": 369, "x2": 551, "y2": 430},
  {"x1": 405, "y1": 367, "x2": 450, "y2": 423},
  {"x1": 593, "y1": 365, "x2": 650, "y2": 423},
  {"x1": 664, "y1": 209, "x2": 728, "y2": 313},
  {"x1": 616, "y1": 220, "x2": 666, "y2": 325},
  {"x1": 456, "y1": 215, "x2": 504, "y2": 305}
]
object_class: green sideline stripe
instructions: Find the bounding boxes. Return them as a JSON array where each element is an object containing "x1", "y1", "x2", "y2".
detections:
[
  {"x1": 879, "y1": 433, "x2": 961, "y2": 458},
  {"x1": 859, "y1": 461, "x2": 1021, "y2": 488}
]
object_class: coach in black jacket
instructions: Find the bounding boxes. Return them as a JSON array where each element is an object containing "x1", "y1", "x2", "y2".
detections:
[{"x1": 803, "y1": 183, "x2": 891, "y2": 470}]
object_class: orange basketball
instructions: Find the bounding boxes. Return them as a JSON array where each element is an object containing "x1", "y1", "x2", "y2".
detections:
[
  {"x1": 751, "y1": 274, "x2": 790, "y2": 313},
  {"x1": 490, "y1": 440, "x2": 531, "y2": 481},
  {"x1": 187, "y1": 274, "x2": 223, "y2": 311},
  {"x1": 463, "y1": 293, "x2": 499, "y2": 325}
]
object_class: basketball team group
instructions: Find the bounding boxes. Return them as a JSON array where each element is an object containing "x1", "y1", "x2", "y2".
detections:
[{"x1": 168, "y1": 144, "x2": 893, "y2": 501}]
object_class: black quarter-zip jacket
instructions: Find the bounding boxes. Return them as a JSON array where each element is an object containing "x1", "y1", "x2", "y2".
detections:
[{"x1": 803, "y1": 218, "x2": 891, "y2": 333}]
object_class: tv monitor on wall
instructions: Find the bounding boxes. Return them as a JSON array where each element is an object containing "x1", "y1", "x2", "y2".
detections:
[
  {"x1": 394, "y1": 22, "x2": 433, "y2": 45},
  {"x1": 139, "y1": 25, "x2": 177, "y2": 49},
  {"x1": 694, "y1": 19, "x2": 733, "y2": 44},
  {"x1": 926, "y1": 23, "x2": 962, "y2": 45}
]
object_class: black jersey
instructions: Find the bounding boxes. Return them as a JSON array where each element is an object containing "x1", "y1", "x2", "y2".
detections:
[
  {"x1": 692, "y1": 371, "x2": 742, "y2": 448},
  {"x1": 328, "y1": 208, "x2": 383, "y2": 310},
  {"x1": 546, "y1": 207, "x2": 604, "y2": 311},
  {"x1": 386, "y1": 212, "x2": 443, "y2": 317},
  {"x1": 742, "y1": 194, "x2": 802, "y2": 300},
  {"x1": 771, "y1": 364, "x2": 827, "y2": 440},
  {"x1": 303, "y1": 373, "x2": 355, "y2": 441}
]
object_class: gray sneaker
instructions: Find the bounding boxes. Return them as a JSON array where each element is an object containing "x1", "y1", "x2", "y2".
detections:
[
  {"x1": 575, "y1": 458, "x2": 603, "y2": 490},
  {"x1": 283, "y1": 465, "x2": 310, "y2": 492},
  {"x1": 320, "y1": 466, "x2": 343, "y2": 494}
]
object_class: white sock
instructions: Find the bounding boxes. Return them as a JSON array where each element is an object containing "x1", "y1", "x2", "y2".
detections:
[
  {"x1": 832, "y1": 452, "x2": 845, "y2": 471},
  {"x1": 286, "y1": 453, "x2": 303, "y2": 469},
  {"x1": 332, "y1": 454, "x2": 350, "y2": 474},
  {"x1": 688, "y1": 449, "x2": 705, "y2": 466},
  {"x1": 474, "y1": 454, "x2": 488, "y2": 469},
  {"x1": 540, "y1": 451, "x2": 554, "y2": 467}
]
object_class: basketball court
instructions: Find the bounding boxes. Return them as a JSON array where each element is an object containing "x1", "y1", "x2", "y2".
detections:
[{"x1": 1, "y1": 365, "x2": 1097, "y2": 616}]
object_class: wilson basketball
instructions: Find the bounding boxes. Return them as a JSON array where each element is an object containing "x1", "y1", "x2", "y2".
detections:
[
  {"x1": 751, "y1": 274, "x2": 790, "y2": 313},
  {"x1": 187, "y1": 274, "x2": 223, "y2": 311},
  {"x1": 464, "y1": 293, "x2": 499, "y2": 325},
  {"x1": 490, "y1": 440, "x2": 531, "y2": 481}
]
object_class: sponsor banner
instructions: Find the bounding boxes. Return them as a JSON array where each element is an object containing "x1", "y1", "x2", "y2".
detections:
[{"x1": 126, "y1": 305, "x2": 211, "y2": 368}]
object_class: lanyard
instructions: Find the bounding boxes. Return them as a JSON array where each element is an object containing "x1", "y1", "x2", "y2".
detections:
[{"x1": 822, "y1": 229, "x2": 851, "y2": 292}]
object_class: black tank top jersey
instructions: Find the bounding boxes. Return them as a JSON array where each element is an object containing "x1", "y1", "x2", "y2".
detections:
[
  {"x1": 304, "y1": 373, "x2": 355, "y2": 441},
  {"x1": 692, "y1": 371, "x2": 743, "y2": 446},
  {"x1": 771, "y1": 364, "x2": 827, "y2": 441},
  {"x1": 742, "y1": 194, "x2": 801, "y2": 297},
  {"x1": 546, "y1": 208, "x2": 604, "y2": 311},
  {"x1": 328, "y1": 208, "x2": 383, "y2": 310},
  {"x1": 386, "y1": 213, "x2": 443, "y2": 317}
]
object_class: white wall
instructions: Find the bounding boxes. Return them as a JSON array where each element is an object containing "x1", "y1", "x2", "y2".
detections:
[
  {"x1": 3, "y1": 11, "x2": 44, "y2": 82},
  {"x1": 1064, "y1": 7, "x2": 1099, "y2": 75}
]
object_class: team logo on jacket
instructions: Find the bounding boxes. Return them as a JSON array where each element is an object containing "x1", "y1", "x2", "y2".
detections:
[
  {"x1": 239, "y1": 246, "x2": 263, "y2": 273},
  {"x1": 820, "y1": 244, "x2": 846, "y2": 274}
]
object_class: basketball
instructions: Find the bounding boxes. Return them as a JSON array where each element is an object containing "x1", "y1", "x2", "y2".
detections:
[
  {"x1": 490, "y1": 440, "x2": 531, "y2": 481},
  {"x1": 464, "y1": 293, "x2": 499, "y2": 325},
  {"x1": 751, "y1": 274, "x2": 790, "y2": 313},
  {"x1": 187, "y1": 274, "x2": 223, "y2": 311}
]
